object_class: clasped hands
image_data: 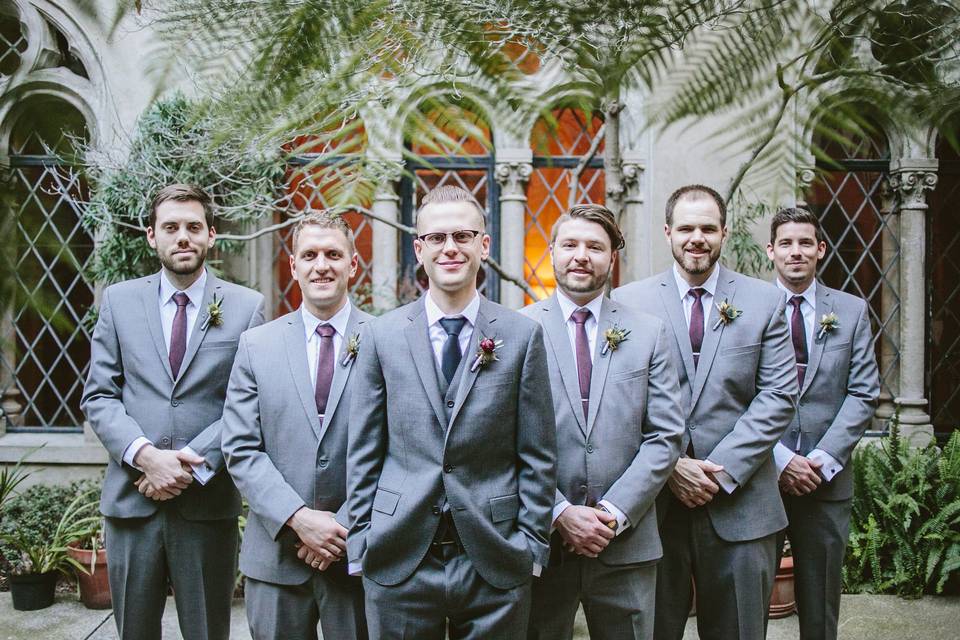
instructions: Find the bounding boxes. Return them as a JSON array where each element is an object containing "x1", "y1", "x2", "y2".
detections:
[
  {"x1": 556, "y1": 505, "x2": 617, "y2": 557},
  {"x1": 779, "y1": 454, "x2": 823, "y2": 496},
  {"x1": 133, "y1": 445, "x2": 205, "y2": 501},
  {"x1": 668, "y1": 458, "x2": 726, "y2": 508},
  {"x1": 287, "y1": 507, "x2": 347, "y2": 572}
]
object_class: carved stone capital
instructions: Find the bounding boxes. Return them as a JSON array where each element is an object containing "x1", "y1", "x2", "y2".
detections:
[
  {"x1": 796, "y1": 165, "x2": 816, "y2": 196},
  {"x1": 495, "y1": 162, "x2": 533, "y2": 200},
  {"x1": 621, "y1": 162, "x2": 645, "y2": 204},
  {"x1": 889, "y1": 170, "x2": 938, "y2": 210}
]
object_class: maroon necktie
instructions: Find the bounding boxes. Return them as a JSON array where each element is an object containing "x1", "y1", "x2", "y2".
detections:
[
  {"x1": 314, "y1": 324, "x2": 336, "y2": 420},
  {"x1": 169, "y1": 292, "x2": 189, "y2": 378},
  {"x1": 572, "y1": 309, "x2": 592, "y2": 420},
  {"x1": 789, "y1": 296, "x2": 808, "y2": 388},
  {"x1": 688, "y1": 288, "x2": 705, "y2": 368}
]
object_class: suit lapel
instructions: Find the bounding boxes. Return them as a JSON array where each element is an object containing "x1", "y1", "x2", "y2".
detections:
[
  {"x1": 141, "y1": 273, "x2": 174, "y2": 382},
  {"x1": 403, "y1": 300, "x2": 448, "y2": 431},
  {"x1": 585, "y1": 299, "x2": 616, "y2": 435},
  {"x1": 174, "y1": 272, "x2": 219, "y2": 384},
  {"x1": 447, "y1": 298, "x2": 496, "y2": 435},
  {"x1": 690, "y1": 267, "x2": 736, "y2": 410},
  {"x1": 540, "y1": 296, "x2": 588, "y2": 437},
  {"x1": 283, "y1": 313, "x2": 323, "y2": 440},
  {"x1": 318, "y1": 308, "x2": 366, "y2": 442},
  {"x1": 803, "y1": 284, "x2": 832, "y2": 397},
  {"x1": 657, "y1": 274, "x2": 696, "y2": 390}
]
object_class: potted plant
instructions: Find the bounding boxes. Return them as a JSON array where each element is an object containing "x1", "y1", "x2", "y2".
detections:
[
  {"x1": 1, "y1": 488, "x2": 100, "y2": 610},
  {"x1": 769, "y1": 539, "x2": 796, "y2": 618},
  {"x1": 67, "y1": 514, "x2": 110, "y2": 609}
]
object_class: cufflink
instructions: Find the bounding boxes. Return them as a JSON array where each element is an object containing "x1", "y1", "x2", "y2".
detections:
[{"x1": 597, "y1": 505, "x2": 619, "y2": 532}]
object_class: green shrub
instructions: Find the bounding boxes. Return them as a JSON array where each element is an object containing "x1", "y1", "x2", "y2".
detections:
[{"x1": 843, "y1": 422, "x2": 960, "y2": 596}]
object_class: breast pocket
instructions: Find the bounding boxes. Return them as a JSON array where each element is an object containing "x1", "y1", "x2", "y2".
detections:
[
  {"x1": 824, "y1": 340, "x2": 851, "y2": 353},
  {"x1": 609, "y1": 368, "x2": 648, "y2": 384},
  {"x1": 719, "y1": 342, "x2": 761, "y2": 357},
  {"x1": 198, "y1": 339, "x2": 239, "y2": 351}
]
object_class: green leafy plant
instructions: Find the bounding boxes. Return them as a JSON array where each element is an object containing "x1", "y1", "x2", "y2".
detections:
[
  {"x1": 843, "y1": 420, "x2": 960, "y2": 596},
  {"x1": 721, "y1": 196, "x2": 771, "y2": 278},
  {"x1": 0, "y1": 446, "x2": 42, "y2": 515}
]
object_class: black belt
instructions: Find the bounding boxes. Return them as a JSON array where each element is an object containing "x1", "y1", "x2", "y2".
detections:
[{"x1": 431, "y1": 511, "x2": 461, "y2": 548}]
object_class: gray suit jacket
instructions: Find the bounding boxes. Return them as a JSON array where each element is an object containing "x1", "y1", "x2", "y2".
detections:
[
  {"x1": 221, "y1": 306, "x2": 372, "y2": 585},
  {"x1": 346, "y1": 296, "x2": 557, "y2": 590},
  {"x1": 81, "y1": 270, "x2": 265, "y2": 520},
  {"x1": 613, "y1": 266, "x2": 797, "y2": 541},
  {"x1": 780, "y1": 283, "x2": 879, "y2": 501},
  {"x1": 521, "y1": 295, "x2": 685, "y2": 565}
]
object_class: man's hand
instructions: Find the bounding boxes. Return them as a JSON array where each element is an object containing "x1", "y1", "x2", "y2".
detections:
[
  {"x1": 286, "y1": 508, "x2": 347, "y2": 565},
  {"x1": 779, "y1": 455, "x2": 823, "y2": 496},
  {"x1": 296, "y1": 543, "x2": 333, "y2": 571},
  {"x1": 668, "y1": 458, "x2": 724, "y2": 508},
  {"x1": 555, "y1": 505, "x2": 616, "y2": 558},
  {"x1": 133, "y1": 445, "x2": 198, "y2": 498}
]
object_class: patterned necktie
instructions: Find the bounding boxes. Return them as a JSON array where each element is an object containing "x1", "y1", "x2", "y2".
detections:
[
  {"x1": 789, "y1": 296, "x2": 808, "y2": 388},
  {"x1": 169, "y1": 292, "x2": 189, "y2": 378},
  {"x1": 439, "y1": 317, "x2": 467, "y2": 384},
  {"x1": 572, "y1": 308, "x2": 593, "y2": 420},
  {"x1": 314, "y1": 324, "x2": 336, "y2": 419},
  {"x1": 688, "y1": 288, "x2": 706, "y2": 368}
]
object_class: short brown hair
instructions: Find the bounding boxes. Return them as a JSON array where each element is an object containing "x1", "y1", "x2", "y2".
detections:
[
  {"x1": 550, "y1": 203, "x2": 625, "y2": 251},
  {"x1": 149, "y1": 184, "x2": 215, "y2": 228},
  {"x1": 770, "y1": 207, "x2": 825, "y2": 244},
  {"x1": 417, "y1": 185, "x2": 486, "y2": 230},
  {"x1": 665, "y1": 184, "x2": 727, "y2": 227},
  {"x1": 291, "y1": 210, "x2": 356, "y2": 254}
]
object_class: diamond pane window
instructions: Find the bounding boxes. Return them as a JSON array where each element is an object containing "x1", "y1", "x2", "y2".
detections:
[
  {"x1": 2, "y1": 99, "x2": 92, "y2": 431},
  {"x1": 524, "y1": 107, "x2": 605, "y2": 302},
  {"x1": 0, "y1": 10, "x2": 26, "y2": 77},
  {"x1": 807, "y1": 121, "x2": 897, "y2": 406}
]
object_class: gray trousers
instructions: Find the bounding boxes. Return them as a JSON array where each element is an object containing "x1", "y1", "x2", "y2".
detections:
[
  {"x1": 104, "y1": 507, "x2": 238, "y2": 640},
  {"x1": 776, "y1": 494, "x2": 852, "y2": 640},
  {"x1": 244, "y1": 566, "x2": 367, "y2": 640},
  {"x1": 363, "y1": 545, "x2": 532, "y2": 639},
  {"x1": 655, "y1": 497, "x2": 778, "y2": 640},
  {"x1": 527, "y1": 551, "x2": 656, "y2": 640}
]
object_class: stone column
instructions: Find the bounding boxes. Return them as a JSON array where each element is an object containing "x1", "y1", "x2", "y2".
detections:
[
  {"x1": 495, "y1": 160, "x2": 533, "y2": 309},
  {"x1": 371, "y1": 161, "x2": 403, "y2": 311},
  {"x1": 0, "y1": 164, "x2": 20, "y2": 434},
  {"x1": 875, "y1": 178, "x2": 900, "y2": 426},
  {"x1": 889, "y1": 159, "x2": 938, "y2": 443},
  {"x1": 620, "y1": 161, "x2": 646, "y2": 282}
]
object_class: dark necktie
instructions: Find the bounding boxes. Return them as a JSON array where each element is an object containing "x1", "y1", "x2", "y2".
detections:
[
  {"x1": 789, "y1": 296, "x2": 808, "y2": 388},
  {"x1": 314, "y1": 324, "x2": 336, "y2": 418},
  {"x1": 439, "y1": 317, "x2": 467, "y2": 384},
  {"x1": 688, "y1": 288, "x2": 705, "y2": 368},
  {"x1": 169, "y1": 292, "x2": 189, "y2": 378},
  {"x1": 572, "y1": 309, "x2": 593, "y2": 420}
]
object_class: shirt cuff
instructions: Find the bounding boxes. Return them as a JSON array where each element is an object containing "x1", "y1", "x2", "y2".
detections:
[
  {"x1": 552, "y1": 500, "x2": 572, "y2": 528},
  {"x1": 181, "y1": 446, "x2": 215, "y2": 485},
  {"x1": 706, "y1": 460, "x2": 738, "y2": 494},
  {"x1": 774, "y1": 443, "x2": 797, "y2": 477},
  {"x1": 808, "y1": 449, "x2": 843, "y2": 482},
  {"x1": 533, "y1": 563, "x2": 542, "y2": 577},
  {"x1": 348, "y1": 562, "x2": 362, "y2": 576},
  {"x1": 598, "y1": 499, "x2": 630, "y2": 535},
  {"x1": 122, "y1": 437, "x2": 152, "y2": 470}
]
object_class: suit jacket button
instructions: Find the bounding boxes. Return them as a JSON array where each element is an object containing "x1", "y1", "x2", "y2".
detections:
[
  {"x1": 446, "y1": 400, "x2": 454, "y2": 408},
  {"x1": 431, "y1": 506, "x2": 441, "y2": 516},
  {"x1": 171, "y1": 400, "x2": 180, "y2": 407},
  {"x1": 318, "y1": 458, "x2": 329, "y2": 468},
  {"x1": 586, "y1": 444, "x2": 594, "y2": 453},
  {"x1": 160, "y1": 437, "x2": 170, "y2": 446},
  {"x1": 444, "y1": 464, "x2": 453, "y2": 473}
]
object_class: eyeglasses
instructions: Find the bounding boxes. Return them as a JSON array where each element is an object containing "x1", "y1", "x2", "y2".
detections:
[{"x1": 416, "y1": 230, "x2": 482, "y2": 247}]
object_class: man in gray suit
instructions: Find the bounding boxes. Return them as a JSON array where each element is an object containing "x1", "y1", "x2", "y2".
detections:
[
  {"x1": 82, "y1": 184, "x2": 265, "y2": 640},
  {"x1": 222, "y1": 211, "x2": 370, "y2": 639},
  {"x1": 347, "y1": 185, "x2": 557, "y2": 639},
  {"x1": 767, "y1": 207, "x2": 879, "y2": 640},
  {"x1": 522, "y1": 204, "x2": 684, "y2": 640},
  {"x1": 613, "y1": 184, "x2": 797, "y2": 640}
]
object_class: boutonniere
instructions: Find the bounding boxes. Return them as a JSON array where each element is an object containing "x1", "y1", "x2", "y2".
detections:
[
  {"x1": 712, "y1": 299, "x2": 742, "y2": 330},
  {"x1": 601, "y1": 324, "x2": 631, "y2": 356},
  {"x1": 470, "y1": 336, "x2": 503, "y2": 372},
  {"x1": 340, "y1": 333, "x2": 361, "y2": 366},
  {"x1": 200, "y1": 293, "x2": 224, "y2": 330},
  {"x1": 818, "y1": 312, "x2": 840, "y2": 340}
]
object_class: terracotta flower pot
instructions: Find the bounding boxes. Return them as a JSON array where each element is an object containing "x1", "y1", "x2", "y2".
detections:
[
  {"x1": 67, "y1": 543, "x2": 112, "y2": 609},
  {"x1": 768, "y1": 555, "x2": 796, "y2": 619},
  {"x1": 9, "y1": 571, "x2": 58, "y2": 611}
]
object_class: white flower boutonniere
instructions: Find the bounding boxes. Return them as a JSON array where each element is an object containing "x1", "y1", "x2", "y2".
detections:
[
  {"x1": 200, "y1": 293, "x2": 224, "y2": 330},
  {"x1": 341, "y1": 333, "x2": 361, "y2": 366},
  {"x1": 601, "y1": 324, "x2": 631, "y2": 356},
  {"x1": 712, "y1": 299, "x2": 742, "y2": 330},
  {"x1": 470, "y1": 336, "x2": 503, "y2": 372},
  {"x1": 818, "y1": 312, "x2": 840, "y2": 340}
]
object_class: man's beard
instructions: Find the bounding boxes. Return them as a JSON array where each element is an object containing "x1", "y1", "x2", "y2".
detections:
[
  {"x1": 158, "y1": 247, "x2": 206, "y2": 275},
  {"x1": 673, "y1": 243, "x2": 720, "y2": 275},
  {"x1": 555, "y1": 266, "x2": 610, "y2": 296}
]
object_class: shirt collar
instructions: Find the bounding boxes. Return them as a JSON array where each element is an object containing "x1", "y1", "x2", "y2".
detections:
[
  {"x1": 159, "y1": 268, "x2": 207, "y2": 308},
  {"x1": 672, "y1": 262, "x2": 720, "y2": 300},
  {"x1": 555, "y1": 289, "x2": 604, "y2": 323},
  {"x1": 776, "y1": 278, "x2": 816, "y2": 308},
  {"x1": 424, "y1": 290, "x2": 480, "y2": 328},
  {"x1": 301, "y1": 299, "x2": 353, "y2": 340}
]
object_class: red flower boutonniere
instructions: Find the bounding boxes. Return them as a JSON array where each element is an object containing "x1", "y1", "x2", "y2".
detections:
[{"x1": 470, "y1": 336, "x2": 503, "y2": 372}]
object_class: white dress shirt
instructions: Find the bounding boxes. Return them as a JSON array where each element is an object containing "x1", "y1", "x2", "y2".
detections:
[
  {"x1": 671, "y1": 264, "x2": 738, "y2": 494},
  {"x1": 302, "y1": 300, "x2": 352, "y2": 403},
  {"x1": 550, "y1": 291, "x2": 630, "y2": 535},
  {"x1": 122, "y1": 269, "x2": 212, "y2": 484},
  {"x1": 773, "y1": 279, "x2": 843, "y2": 482}
]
